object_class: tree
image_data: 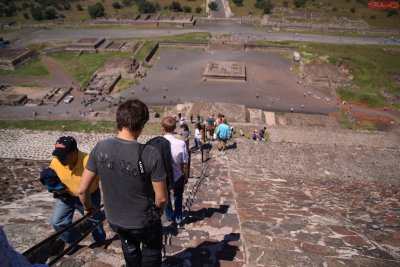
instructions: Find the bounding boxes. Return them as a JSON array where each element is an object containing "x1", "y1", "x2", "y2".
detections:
[
  {"x1": 88, "y1": 3, "x2": 105, "y2": 18},
  {"x1": 183, "y1": 6, "x2": 192, "y2": 13},
  {"x1": 22, "y1": 2, "x2": 30, "y2": 10},
  {"x1": 293, "y1": 0, "x2": 307, "y2": 8},
  {"x1": 2, "y1": 4, "x2": 17, "y2": 17},
  {"x1": 138, "y1": 1, "x2": 156, "y2": 14},
  {"x1": 44, "y1": 8, "x2": 57, "y2": 19},
  {"x1": 233, "y1": 0, "x2": 243, "y2": 6},
  {"x1": 195, "y1": 6, "x2": 202, "y2": 13},
  {"x1": 169, "y1": 1, "x2": 183, "y2": 12},
  {"x1": 255, "y1": 0, "x2": 274, "y2": 14},
  {"x1": 208, "y1": 1, "x2": 218, "y2": 11},
  {"x1": 112, "y1": 2, "x2": 122, "y2": 9},
  {"x1": 30, "y1": 7, "x2": 43, "y2": 20}
]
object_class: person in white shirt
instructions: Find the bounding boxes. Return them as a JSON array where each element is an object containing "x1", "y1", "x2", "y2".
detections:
[
  {"x1": 194, "y1": 123, "x2": 202, "y2": 152},
  {"x1": 162, "y1": 117, "x2": 189, "y2": 226}
]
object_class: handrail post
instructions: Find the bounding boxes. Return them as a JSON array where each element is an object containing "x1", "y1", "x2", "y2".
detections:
[{"x1": 188, "y1": 150, "x2": 191, "y2": 178}]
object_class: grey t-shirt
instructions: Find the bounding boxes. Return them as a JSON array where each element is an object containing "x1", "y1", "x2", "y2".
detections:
[{"x1": 86, "y1": 137, "x2": 166, "y2": 229}]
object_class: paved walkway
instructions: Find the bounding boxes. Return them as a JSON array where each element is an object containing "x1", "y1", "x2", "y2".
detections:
[{"x1": 0, "y1": 128, "x2": 399, "y2": 266}]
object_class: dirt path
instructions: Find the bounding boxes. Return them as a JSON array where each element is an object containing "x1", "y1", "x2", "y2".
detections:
[{"x1": 41, "y1": 56, "x2": 77, "y2": 86}]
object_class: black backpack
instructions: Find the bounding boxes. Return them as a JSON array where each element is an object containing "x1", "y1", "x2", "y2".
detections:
[{"x1": 146, "y1": 136, "x2": 174, "y2": 190}]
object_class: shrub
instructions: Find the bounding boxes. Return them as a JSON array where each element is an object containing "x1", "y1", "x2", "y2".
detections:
[
  {"x1": 233, "y1": 0, "x2": 244, "y2": 6},
  {"x1": 88, "y1": 3, "x2": 105, "y2": 18},
  {"x1": 76, "y1": 4, "x2": 83, "y2": 11},
  {"x1": 208, "y1": 1, "x2": 218, "y2": 11},
  {"x1": 386, "y1": 9, "x2": 398, "y2": 17},
  {"x1": 23, "y1": 12, "x2": 29, "y2": 19},
  {"x1": 62, "y1": 2, "x2": 71, "y2": 10},
  {"x1": 2, "y1": 5, "x2": 17, "y2": 17},
  {"x1": 138, "y1": 1, "x2": 156, "y2": 13},
  {"x1": 293, "y1": 0, "x2": 307, "y2": 8},
  {"x1": 22, "y1": 2, "x2": 30, "y2": 10},
  {"x1": 169, "y1": 1, "x2": 183, "y2": 12},
  {"x1": 183, "y1": 6, "x2": 192, "y2": 13},
  {"x1": 30, "y1": 7, "x2": 43, "y2": 21},
  {"x1": 195, "y1": 6, "x2": 202, "y2": 13},
  {"x1": 350, "y1": 7, "x2": 355, "y2": 13},
  {"x1": 44, "y1": 8, "x2": 57, "y2": 19},
  {"x1": 332, "y1": 7, "x2": 338, "y2": 11},
  {"x1": 112, "y1": 2, "x2": 122, "y2": 9},
  {"x1": 255, "y1": 0, "x2": 274, "y2": 14}
]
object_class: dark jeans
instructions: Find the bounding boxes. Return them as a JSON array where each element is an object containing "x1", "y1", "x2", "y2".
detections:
[
  {"x1": 165, "y1": 176, "x2": 185, "y2": 224},
  {"x1": 110, "y1": 220, "x2": 162, "y2": 267}
]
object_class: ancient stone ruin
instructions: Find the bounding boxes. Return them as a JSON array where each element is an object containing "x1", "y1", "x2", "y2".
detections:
[
  {"x1": 84, "y1": 58, "x2": 138, "y2": 96},
  {"x1": 203, "y1": 61, "x2": 246, "y2": 81},
  {"x1": 0, "y1": 49, "x2": 37, "y2": 71},
  {"x1": 66, "y1": 38, "x2": 105, "y2": 52}
]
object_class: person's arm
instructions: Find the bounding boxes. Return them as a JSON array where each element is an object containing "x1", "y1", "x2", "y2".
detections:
[
  {"x1": 181, "y1": 162, "x2": 189, "y2": 184},
  {"x1": 77, "y1": 169, "x2": 97, "y2": 215},
  {"x1": 152, "y1": 181, "x2": 168, "y2": 211}
]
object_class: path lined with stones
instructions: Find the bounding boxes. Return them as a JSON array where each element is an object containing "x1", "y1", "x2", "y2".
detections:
[
  {"x1": 1, "y1": 128, "x2": 399, "y2": 266},
  {"x1": 218, "y1": 138, "x2": 400, "y2": 266}
]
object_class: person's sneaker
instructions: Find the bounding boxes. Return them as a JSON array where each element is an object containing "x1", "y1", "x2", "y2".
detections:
[
  {"x1": 167, "y1": 221, "x2": 177, "y2": 228},
  {"x1": 89, "y1": 240, "x2": 108, "y2": 249}
]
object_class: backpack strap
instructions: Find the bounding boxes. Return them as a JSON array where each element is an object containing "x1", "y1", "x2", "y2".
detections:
[
  {"x1": 138, "y1": 144, "x2": 155, "y2": 203},
  {"x1": 138, "y1": 144, "x2": 146, "y2": 175}
]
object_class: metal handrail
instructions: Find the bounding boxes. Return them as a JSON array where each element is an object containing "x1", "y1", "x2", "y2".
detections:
[
  {"x1": 22, "y1": 204, "x2": 104, "y2": 264},
  {"x1": 48, "y1": 213, "x2": 104, "y2": 266}
]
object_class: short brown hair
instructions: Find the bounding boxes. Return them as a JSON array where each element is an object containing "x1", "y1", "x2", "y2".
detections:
[
  {"x1": 162, "y1": 116, "x2": 176, "y2": 133},
  {"x1": 116, "y1": 99, "x2": 149, "y2": 132}
]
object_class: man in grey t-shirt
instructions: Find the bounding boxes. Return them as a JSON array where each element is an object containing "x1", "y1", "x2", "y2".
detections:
[{"x1": 78, "y1": 99, "x2": 168, "y2": 267}]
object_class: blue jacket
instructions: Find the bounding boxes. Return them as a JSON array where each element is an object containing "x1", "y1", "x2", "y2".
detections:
[{"x1": 39, "y1": 167, "x2": 66, "y2": 192}]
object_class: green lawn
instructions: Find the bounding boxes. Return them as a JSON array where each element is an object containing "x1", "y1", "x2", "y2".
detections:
[
  {"x1": 134, "y1": 41, "x2": 157, "y2": 62},
  {"x1": 0, "y1": 57, "x2": 49, "y2": 77},
  {"x1": 48, "y1": 51, "x2": 132, "y2": 87},
  {"x1": 115, "y1": 78, "x2": 138, "y2": 92}
]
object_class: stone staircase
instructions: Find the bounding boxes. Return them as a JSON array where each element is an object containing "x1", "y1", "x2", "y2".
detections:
[{"x1": 158, "y1": 102, "x2": 340, "y2": 129}]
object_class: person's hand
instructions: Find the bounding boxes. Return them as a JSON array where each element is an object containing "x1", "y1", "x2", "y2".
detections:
[
  {"x1": 54, "y1": 189, "x2": 68, "y2": 195},
  {"x1": 83, "y1": 207, "x2": 95, "y2": 216}
]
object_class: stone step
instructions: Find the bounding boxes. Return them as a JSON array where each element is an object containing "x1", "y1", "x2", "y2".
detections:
[
  {"x1": 264, "y1": 111, "x2": 276, "y2": 126},
  {"x1": 247, "y1": 108, "x2": 264, "y2": 124}
]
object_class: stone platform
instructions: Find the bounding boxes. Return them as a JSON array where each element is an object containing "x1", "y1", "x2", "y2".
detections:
[{"x1": 0, "y1": 127, "x2": 399, "y2": 266}]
